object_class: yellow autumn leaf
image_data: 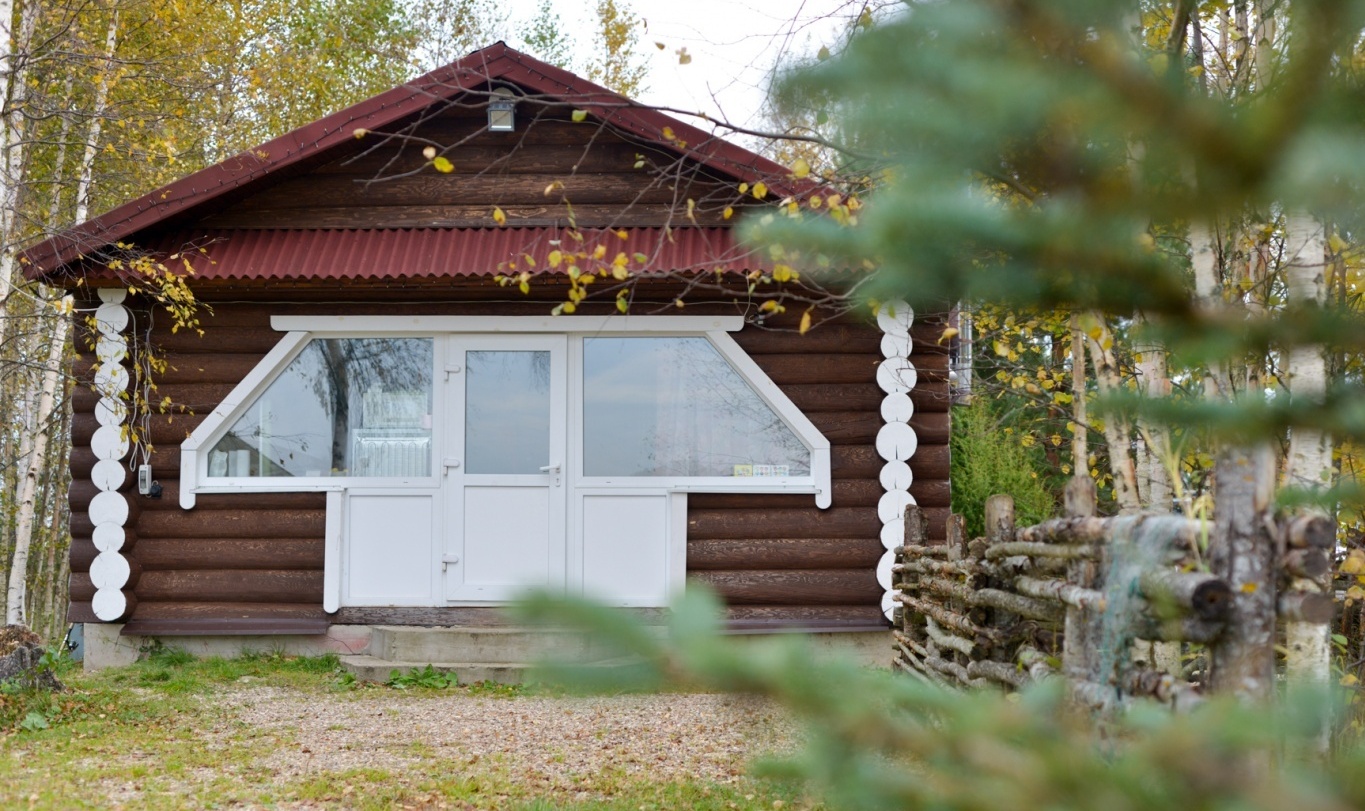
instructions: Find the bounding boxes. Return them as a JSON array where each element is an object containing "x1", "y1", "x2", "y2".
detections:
[
  {"x1": 791, "y1": 157, "x2": 810, "y2": 178},
  {"x1": 616, "y1": 229, "x2": 629, "y2": 240},
  {"x1": 799, "y1": 310, "x2": 812, "y2": 335},
  {"x1": 353, "y1": 128, "x2": 368, "y2": 139},
  {"x1": 572, "y1": 109, "x2": 588, "y2": 122},
  {"x1": 722, "y1": 206, "x2": 734, "y2": 220},
  {"x1": 937, "y1": 327, "x2": 959, "y2": 345},
  {"x1": 592, "y1": 245, "x2": 606, "y2": 260},
  {"x1": 738, "y1": 182, "x2": 749, "y2": 194},
  {"x1": 431, "y1": 156, "x2": 454, "y2": 173},
  {"x1": 662, "y1": 126, "x2": 676, "y2": 141},
  {"x1": 492, "y1": 207, "x2": 507, "y2": 226},
  {"x1": 548, "y1": 250, "x2": 562, "y2": 268},
  {"x1": 773, "y1": 264, "x2": 793, "y2": 283},
  {"x1": 752, "y1": 182, "x2": 768, "y2": 200}
]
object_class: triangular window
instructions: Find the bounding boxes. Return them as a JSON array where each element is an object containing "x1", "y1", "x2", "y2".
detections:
[{"x1": 207, "y1": 337, "x2": 433, "y2": 478}]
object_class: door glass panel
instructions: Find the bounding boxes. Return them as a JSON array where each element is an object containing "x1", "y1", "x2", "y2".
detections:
[
  {"x1": 582, "y1": 337, "x2": 811, "y2": 477},
  {"x1": 209, "y1": 337, "x2": 432, "y2": 477},
  {"x1": 465, "y1": 350, "x2": 551, "y2": 474}
]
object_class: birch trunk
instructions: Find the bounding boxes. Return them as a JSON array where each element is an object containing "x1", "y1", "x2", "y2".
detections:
[
  {"x1": 1132, "y1": 314, "x2": 1174, "y2": 512},
  {"x1": 1083, "y1": 314, "x2": 1141, "y2": 513},
  {"x1": 0, "y1": 0, "x2": 37, "y2": 328},
  {"x1": 1070, "y1": 314, "x2": 1088, "y2": 478},
  {"x1": 1281, "y1": 214, "x2": 1333, "y2": 754},
  {"x1": 1207, "y1": 445, "x2": 1278, "y2": 702},
  {"x1": 1191, "y1": 221, "x2": 1235, "y2": 398},
  {"x1": 1283, "y1": 216, "x2": 1332, "y2": 491},
  {"x1": 73, "y1": 11, "x2": 119, "y2": 224},
  {"x1": 5, "y1": 297, "x2": 71, "y2": 626}
]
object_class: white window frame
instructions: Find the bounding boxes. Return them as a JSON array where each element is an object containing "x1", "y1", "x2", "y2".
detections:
[
  {"x1": 178, "y1": 331, "x2": 441, "y2": 508},
  {"x1": 180, "y1": 315, "x2": 832, "y2": 509}
]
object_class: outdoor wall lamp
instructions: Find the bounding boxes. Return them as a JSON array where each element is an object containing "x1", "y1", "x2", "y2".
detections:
[{"x1": 488, "y1": 88, "x2": 516, "y2": 132}]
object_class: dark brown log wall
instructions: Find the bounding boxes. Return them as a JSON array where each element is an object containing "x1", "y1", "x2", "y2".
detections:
[
  {"x1": 690, "y1": 317, "x2": 951, "y2": 629},
  {"x1": 200, "y1": 109, "x2": 749, "y2": 230},
  {"x1": 66, "y1": 296, "x2": 949, "y2": 632}
]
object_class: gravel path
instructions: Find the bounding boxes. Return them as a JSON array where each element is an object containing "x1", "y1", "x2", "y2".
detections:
[{"x1": 216, "y1": 683, "x2": 798, "y2": 796}]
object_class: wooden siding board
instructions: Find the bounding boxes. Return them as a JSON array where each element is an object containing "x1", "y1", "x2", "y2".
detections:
[
  {"x1": 136, "y1": 570, "x2": 323, "y2": 603},
  {"x1": 690, "y1": 569, "x2": 883, "y2": 606},
  {"x1": 687, "y1": 537, "x2": 884, "y2": 571},
  {"x1": 122, "y1": 618, "x2": 331, "y2": 635}
]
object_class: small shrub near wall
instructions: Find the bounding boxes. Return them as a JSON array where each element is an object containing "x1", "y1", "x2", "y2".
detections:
[{"x1": 950, "y1": 397, "x2": 1056, "y2": 538}]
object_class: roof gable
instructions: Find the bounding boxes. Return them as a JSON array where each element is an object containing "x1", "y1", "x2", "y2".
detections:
[{"x1": 23, "y1": 42, "x2": 799, "y2": 279}]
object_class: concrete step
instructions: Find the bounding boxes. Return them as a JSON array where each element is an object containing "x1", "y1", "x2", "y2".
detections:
[
  {"x1": 367, "y1": 625, "x2": 616, "y2": 665},
  {"x1": 339, "y1": 655, "x2": 529, "y2": 685}
]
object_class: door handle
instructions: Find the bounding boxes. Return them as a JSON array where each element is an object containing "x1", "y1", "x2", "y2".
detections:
[
  {"x1": 539, "y1": 463, "x2": 561, "y2": 473},
  {"x1": 442, "y1": 554, "x2": 459, "y2": 571}
]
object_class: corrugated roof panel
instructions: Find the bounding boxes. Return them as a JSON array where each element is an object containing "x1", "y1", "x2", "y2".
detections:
[{"x1": 144, "y1": 228, "x2": 757, "y2": 282}]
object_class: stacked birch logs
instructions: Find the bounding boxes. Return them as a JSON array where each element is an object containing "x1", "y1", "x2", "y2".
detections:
[{"x1": 891, "y1": 481, "x2": 1336, "y2": 711}]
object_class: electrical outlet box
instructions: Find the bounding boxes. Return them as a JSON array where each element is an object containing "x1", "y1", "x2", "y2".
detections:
[{"x1": 138, "y1": 464, "x2": 152, "y2": 495}]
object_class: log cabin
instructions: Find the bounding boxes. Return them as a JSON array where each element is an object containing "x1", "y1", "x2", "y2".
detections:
[{"x1": 22, "y1": 43, "x2": 951, "y2": 670}]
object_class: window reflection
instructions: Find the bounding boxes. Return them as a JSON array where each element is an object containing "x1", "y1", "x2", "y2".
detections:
[
  {"x1": 209, "y1": 338, "x2": 433, "y2": 477},
  {"x1": 465, "y1": 350, "x2": 551, "y2": 474},
  {"x1": 583, "y1": 338, "x2": 811, "y2": 477}
]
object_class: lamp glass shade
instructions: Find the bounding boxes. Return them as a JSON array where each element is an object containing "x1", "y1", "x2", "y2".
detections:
[{"x1": 488, "y1": 100, "x2": 515, "y2": 132}]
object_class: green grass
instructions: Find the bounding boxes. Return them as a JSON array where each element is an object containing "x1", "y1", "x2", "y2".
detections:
[{"x1": 0, "y1": 651, "x2": 804, "y2": 810}]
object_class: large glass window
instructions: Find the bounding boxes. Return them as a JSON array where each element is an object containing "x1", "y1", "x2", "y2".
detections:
[
  {"x1": 208, "y1": 338, "x2": 433, "y2": 478},
  {"x1": 582, "y1": 337, "x2": 810, "y2": 477}
]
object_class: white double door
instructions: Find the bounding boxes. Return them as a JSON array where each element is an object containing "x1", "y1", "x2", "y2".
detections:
[{"x1": 442, "y1": 335, "x2": 568, "y2": 601}]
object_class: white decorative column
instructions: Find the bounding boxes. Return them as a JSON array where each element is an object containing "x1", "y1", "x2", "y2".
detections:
[
  {"x1": 89, "y1": 289, "x2": 135, "y2": 622},
  {"x1": 874, "y1": 301, "x2": 918, "y2": 621}
]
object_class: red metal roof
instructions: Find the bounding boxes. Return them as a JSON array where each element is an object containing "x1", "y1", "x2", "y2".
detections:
[
  {"x1": 22, "y1": 42, "x2": 806, "y2": 280},
  {"x1": 142, "y1": 227, "x2": 755, "y2": 281}
]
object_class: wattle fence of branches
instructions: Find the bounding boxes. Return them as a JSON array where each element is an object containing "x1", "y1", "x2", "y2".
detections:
[{"x1": 891, "y1": 473, "x2": 1337, "y2": 712}]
